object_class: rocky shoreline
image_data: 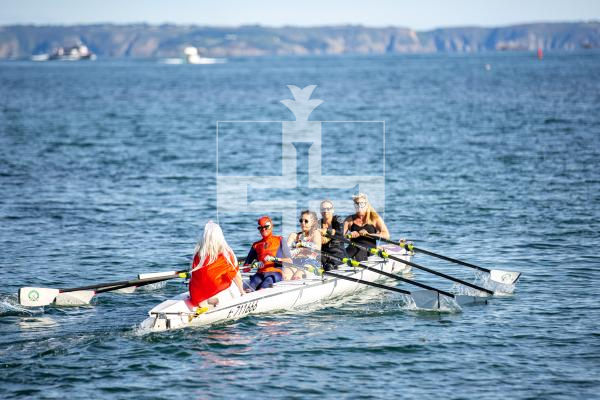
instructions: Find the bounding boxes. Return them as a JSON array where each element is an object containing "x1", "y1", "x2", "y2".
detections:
[{"x1": 0, "y1": 21, "x2": 598, "y2": 59}]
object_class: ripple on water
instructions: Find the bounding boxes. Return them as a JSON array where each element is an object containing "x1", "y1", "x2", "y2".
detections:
[
  {"x1": 0, "y1": 297, "x2": 42, "y2": 317},
  {"x1": 1, "y1": 55, "x2": 600, "y2": 399}
]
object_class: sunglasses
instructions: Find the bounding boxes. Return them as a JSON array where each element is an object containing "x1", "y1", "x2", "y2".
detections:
[
  {"x1": 257, "y1": 224, "x2": 272, "y2": 231},
  {"x1": 320, "y1": 207, "x2": 334, "y2": 212},
  {"x1": 299, "y1": 219, "x2": 311, "y2": 224},
  {"x1": 354, "y1": 201, "x2": 367, "y2": 208}
]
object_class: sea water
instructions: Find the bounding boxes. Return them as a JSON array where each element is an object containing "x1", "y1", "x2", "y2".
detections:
[{"x1": 1, "y1": 52, "x2": 599, "y2": 399}]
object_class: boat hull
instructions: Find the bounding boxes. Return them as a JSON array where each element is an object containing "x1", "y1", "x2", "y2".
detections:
[{"x1": 140, "y1": 246, "x2": 412, "y2": 332}]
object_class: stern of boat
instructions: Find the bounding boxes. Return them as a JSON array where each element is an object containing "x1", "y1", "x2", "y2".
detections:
[{"x1": 140, "y1": 292, "x2": 196, "y2": 332}]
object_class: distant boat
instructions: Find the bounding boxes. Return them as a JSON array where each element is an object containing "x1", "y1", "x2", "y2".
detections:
[
  {"x1": 31, "y1": 44, "x2": 96, "y2": 61},
  {"x1": 184, "y1": 47, "x2": 225, "y2": 64},
  {"x1": 160, "y1": 47, "x2": 226, "y2": 65},
  {"x1": 537, "y1": 47, "x2": 543, "y2": 60}
]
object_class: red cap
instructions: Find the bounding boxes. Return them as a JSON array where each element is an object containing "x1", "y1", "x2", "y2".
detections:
[{"x1": 258, "y1": 216, "x2": 272, "y2": 226}]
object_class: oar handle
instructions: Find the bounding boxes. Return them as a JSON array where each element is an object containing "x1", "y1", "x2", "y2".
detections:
[
  {"x1": 323, "y1": 271, "x2": 411, "y2": 295},
  {"x1": 333, "y1": 233, "x2": 493, "y2": 295},
  {"x1": 364, "y1": 234, "x2": 411, "y2": 250}
]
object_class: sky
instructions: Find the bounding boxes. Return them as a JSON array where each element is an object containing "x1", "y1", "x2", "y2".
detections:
[{"x1": 1, "y1": 0, "x2": 599, "y2": 30}]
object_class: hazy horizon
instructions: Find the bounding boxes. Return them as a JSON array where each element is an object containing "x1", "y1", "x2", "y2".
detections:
[
  {"x1": 2, "y1": 19, "x2": 598, "y2": 31},
  {"x1": 2, "y1": 0, "x2": 599, "y2": 31}
]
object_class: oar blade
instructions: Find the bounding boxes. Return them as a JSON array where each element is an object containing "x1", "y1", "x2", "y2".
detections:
[
  {"x1": 454, "y1": 294, "x2": 488, "y2": 307},
  {"x1": 410, "y1": 290, "x2": 441, "y2": 310},
  {"x1": 138, "y1": 271, "x2": 177, "y2": 280},
  {"x1": 18, "y1": 287, "x2": 60, "y2": 307},
  {"x1": 113, "y1": 286, "x2": 137, "y2": 294},
  {"x1": 489, "y1": 269, "x2": 521, "y2": 285},
  {"x1": 55, "y1": 290, "x2": 96, "y2": 306}
]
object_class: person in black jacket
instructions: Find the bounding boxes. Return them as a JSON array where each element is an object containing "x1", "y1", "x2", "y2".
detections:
[{"x1": 318, "y1": 199, "x2": 346, "y2": 270}]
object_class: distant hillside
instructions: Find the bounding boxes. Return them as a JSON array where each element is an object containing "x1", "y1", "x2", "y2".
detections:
[{"x1": 0, "y1": 21, "x2": 599, "y2": 59}]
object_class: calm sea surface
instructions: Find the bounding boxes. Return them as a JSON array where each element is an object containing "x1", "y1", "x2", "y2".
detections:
[{"x1": 1, "y1": 53, "x2": 599, "y2": 399}]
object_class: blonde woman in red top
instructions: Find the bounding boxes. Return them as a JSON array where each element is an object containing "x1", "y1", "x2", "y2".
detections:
[{"x1": 189, "y1": 221, "x2": 244, "y2": 309}]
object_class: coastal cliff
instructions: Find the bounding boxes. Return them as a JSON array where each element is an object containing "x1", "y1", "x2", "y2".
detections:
[{"x1": 0, "y1": 21, "x2": 598, "y2": 59}]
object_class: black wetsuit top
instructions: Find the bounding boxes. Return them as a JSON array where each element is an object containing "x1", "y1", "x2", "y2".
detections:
[
  {"x1": 346, "y1": 222, "x2": 378, "y2": 262},
  {"x1": 319, "y1": 215, "x2": 346, "y2": 270}
]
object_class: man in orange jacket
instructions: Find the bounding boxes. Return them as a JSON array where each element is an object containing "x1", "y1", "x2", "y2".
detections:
[{"x1": 244, "y1": 216, "x2": 292, "y2": 291}]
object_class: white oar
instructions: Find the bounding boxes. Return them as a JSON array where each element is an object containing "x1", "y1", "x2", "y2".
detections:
[
  {"x1": 138, "y1": 270, "x2": 183, "y2": 280},
  {"x1": 19, "y1": 271, "x2": 188, "y2": 307},
  {"x1": 370, "y1": 235, "x2": 522, "y2": 285}
]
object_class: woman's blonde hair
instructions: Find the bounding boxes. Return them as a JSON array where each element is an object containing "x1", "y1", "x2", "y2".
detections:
[
  {"x1": 192, "y1": 221, "x2": 237, "y2": 270},
  {"x1": 352, "y1": 193, "x2": 382, "y2": 225}
]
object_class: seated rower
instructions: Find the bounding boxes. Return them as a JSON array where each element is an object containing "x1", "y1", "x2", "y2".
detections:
[
  {"x1": 343, "y1": 193, "x2": 390, "y2": 261},
  {"x1": 319, "y1": 199, "x2": 346, "y2": 271},
  {"x1": 244, "y1": 216, "x2": 292, "y2": 291},
  {"x1": 285, "y1": 210, "x2": 322, "y2": 280},
  {"x1": 189, "y1": 221, "x2": 245, "y2": 310}
]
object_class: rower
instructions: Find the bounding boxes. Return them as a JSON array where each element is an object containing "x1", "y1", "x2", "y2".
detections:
[
  {"x1": 189, "y1": 221, "x2": 245, "y2": 309},
  {"x1": 285, "y1": 210, "x2": 322, "y2": 280},
  {"x1": 318, "y1": 199, "x2": 346, "y2": 271},
  {"x1": 343, "y1": 193, "x2": 390, "y2": 261},
  {"x1": 244, "y1": 216, "x2": 292, "y2": 291}
]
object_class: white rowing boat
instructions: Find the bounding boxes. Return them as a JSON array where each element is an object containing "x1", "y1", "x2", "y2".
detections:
[
  {"x1": 140, "y1": 245, "x2": 411, "y2": 332},
  {"x1": 139, "y1": 245, "x2": 487, "y2": 332}
]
